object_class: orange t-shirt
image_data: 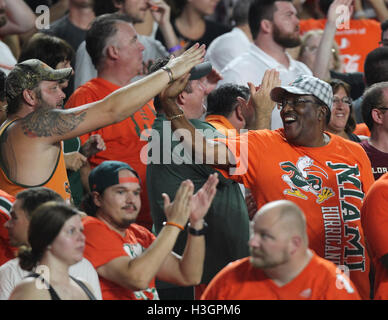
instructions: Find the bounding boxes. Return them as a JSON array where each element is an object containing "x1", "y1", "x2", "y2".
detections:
[
  {"x1": 65, "y1": 78, "x2": 156, "y2": 230},
  {"x1": 300, "y1": 19, "x2": 380, "y2": 73},
  {"x1": 361, "y1": 172, "x2": 388, "y2": 299},
  {"x1": 0, "y1": 189, "x2": 16, "y2": 265},
  {"x1": 216, "y1": 129, "x2": 374, "y2": 299},
  {"x1": 354, "y1": 123, "x2": 371, "y2": 137},
  {"x1": 0, "y1": 120, "x2": 71, "y2": 203},
  {"x1": 83, "y1": 216, "x2": 158, "y2": 300},
  {"x1": 205, "y1": 115, "x2": 237, "y2": 137},
  {"x1": 201, "y1": 253, "x2": 361, "y2": 300}
]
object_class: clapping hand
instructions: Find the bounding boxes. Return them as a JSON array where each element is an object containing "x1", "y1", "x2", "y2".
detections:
[
  {"x1": 189, "y1": 173, "x2": 219, "y2": 228},
  {"x1": 162, "y1": 179, "x2": 194, "y2": 229},
  {"x1": 162, "y1": 174, "x2": 219, "y2": 230}
]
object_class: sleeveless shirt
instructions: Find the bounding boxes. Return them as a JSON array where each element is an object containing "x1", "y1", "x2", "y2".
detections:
[{"x1": 0, "y1": 119, "x2": 72, "y2": 202}]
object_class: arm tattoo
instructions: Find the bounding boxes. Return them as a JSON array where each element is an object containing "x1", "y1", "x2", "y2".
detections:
[{"x1": 21, "y1": 107, "x2": 87, "y2": 138}]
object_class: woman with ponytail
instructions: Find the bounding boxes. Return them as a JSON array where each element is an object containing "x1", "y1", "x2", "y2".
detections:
[{"x1": 9, "y1": 202, "x2": 96, "y2": 300}]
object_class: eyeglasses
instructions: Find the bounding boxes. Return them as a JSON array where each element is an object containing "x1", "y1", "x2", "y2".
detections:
[
  {"x1": 333, "y1": 97, "x2": 352, "y2": 105},
  {"x1": 279, "y1": 97, "x2": 320, "y2": 110}
]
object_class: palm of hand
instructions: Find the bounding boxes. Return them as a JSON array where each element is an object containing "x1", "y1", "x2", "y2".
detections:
[
  {"x1": 164, "y1": 196, "x2": 191, "y2": 225},
  {"x1": 189, "y1": 173, "x2": 219, "y2": 223},
  {"x1": 190, "y1": 189, "x2": 210, "y2": 222}
]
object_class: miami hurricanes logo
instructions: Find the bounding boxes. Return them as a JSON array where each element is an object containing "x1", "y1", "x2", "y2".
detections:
[{"x1": 280, "y1": 156, "x2": 334, "y2": 203}]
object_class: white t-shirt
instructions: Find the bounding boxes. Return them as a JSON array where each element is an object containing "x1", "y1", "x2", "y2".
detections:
[
  {"x1": 0, "y1": 257, "x2": 102, "y2": 300},
  {"x1": 219, "y1": 43, "x2": 313, "y2": 129},
  {"x1": 205, "y1": 27, "x2": 251, "y2": 73}
]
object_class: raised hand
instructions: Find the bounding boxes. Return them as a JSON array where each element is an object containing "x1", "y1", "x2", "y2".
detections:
[
  {"x1": 160, "y1": 72, "x2": 191, "y2": 105},
  {"x1": 165, "y1": 43, "x2": 206, "y2": 81},
  {"x1": 201, "y1": 68, "x2": 223, "y2": 95},
  {"x1": 248, "y1": 69, "x2": 280, "y2": 129},
  {"x1": 327, "y1": 0, "x2": 354, "y2": 24},
  {"x1": 251, "y1": 69, "x2": 280, "y2": 113},
  {"x1": 147, "y1": 0, "x2": 171, "y2": 26}
]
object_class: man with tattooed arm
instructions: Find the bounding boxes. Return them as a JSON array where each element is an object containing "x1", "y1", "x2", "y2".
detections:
[{"x1": 0, "y1": 44, "x2": 205, "y2": 202}]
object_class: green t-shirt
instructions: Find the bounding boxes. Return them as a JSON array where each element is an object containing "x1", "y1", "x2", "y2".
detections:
[{"x1": 146, "y1": 115, "x2": 250, "y2": 285}]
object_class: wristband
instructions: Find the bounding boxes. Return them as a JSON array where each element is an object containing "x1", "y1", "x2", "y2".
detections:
[
  {"x1": 161, "y1": 66, "x2": 174, "y2": 84},
  {"x1": 163, "y1": 221, "x2": 185, "y2": 231},
  {"x1": 188, "y1": 221, "x2": 208, "y2": 236},
  {"x1": 168, "y1": 44, "x2": 182, "y2": 53}
]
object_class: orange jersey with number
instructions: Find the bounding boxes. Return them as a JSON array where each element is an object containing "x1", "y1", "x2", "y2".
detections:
[
  {"x1": 201, "y1": 253, "x2": 361, "y2": 300},
  {"x1": 215, "y1": 129, "x2": 374, "y2": 299}
]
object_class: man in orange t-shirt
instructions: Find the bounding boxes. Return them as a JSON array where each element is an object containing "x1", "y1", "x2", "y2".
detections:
[
  {"x1": 83, "y1": 215, "x2": 158, "y2": 300},
  {"x1": 161, "y1": 74, "x2": 374, "y2": 299},
  {"x1": 201, "y1": 200, "x2": 360, "y2": 300},
  {"x1": 81, "y1": 161, "x2": 218, "y2": 300},
  {"x1": 361, "y1": 172, "x2": 388, "y2": 299},
  {"x1": 66, "y1": 14, "x2": 156, "y2": 230}
]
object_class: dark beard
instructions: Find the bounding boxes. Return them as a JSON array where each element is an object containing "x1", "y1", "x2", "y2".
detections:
[{"x1": 273, "y1": 24, "x2": 301, "y2": 48}]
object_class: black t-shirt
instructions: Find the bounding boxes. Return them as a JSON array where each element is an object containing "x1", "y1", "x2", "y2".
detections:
[
  {"x1": 156, "y1": 18, "x2": 231, "y2": 50},
  {"x1": 42, "y1": 14, "x2": 86, "y2": 52}
]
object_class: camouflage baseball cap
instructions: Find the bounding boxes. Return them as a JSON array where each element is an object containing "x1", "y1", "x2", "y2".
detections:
[{"x1": 6, "y1": 59, "x2": 72, "y2": 102}]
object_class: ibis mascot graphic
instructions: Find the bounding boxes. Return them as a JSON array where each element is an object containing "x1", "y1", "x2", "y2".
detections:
[{"x1": 280, "y1": 156, "x2": 335, "y2": 203}]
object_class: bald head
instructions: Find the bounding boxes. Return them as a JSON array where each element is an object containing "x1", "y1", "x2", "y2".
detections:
[
  {"x1": 249, "y1": 200, "x2": 308, "y2": 269},
  {"x1": 255, "y1": 200, "x2": 308, "y2": 246}
]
